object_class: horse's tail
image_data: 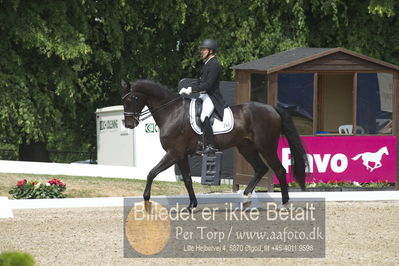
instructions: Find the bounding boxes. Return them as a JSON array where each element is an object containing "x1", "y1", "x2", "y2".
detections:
[
  {"x1": 275, "y1": 107, "x2": 308, "y2": 191},
  {"x1": 352, "y1": 154, "x2": 362, "y2": 161}
]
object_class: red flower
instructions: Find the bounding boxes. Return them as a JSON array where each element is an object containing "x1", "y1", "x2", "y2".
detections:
[
  {"x1": 16, "y1": 179, "x2": 27, "y2": 187},
  {"x1": 48, "y1": 178, "x2": 65, "y2": 187}
]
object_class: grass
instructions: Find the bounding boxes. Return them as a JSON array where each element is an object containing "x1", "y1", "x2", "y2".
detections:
[{"x1": 0, "y1": 173, "x2": 233, "y2": 199}]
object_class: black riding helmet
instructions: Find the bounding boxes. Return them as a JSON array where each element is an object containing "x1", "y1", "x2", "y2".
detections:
[{"x1": 199, "y1": 39, "x2": 217, "y2": 51}]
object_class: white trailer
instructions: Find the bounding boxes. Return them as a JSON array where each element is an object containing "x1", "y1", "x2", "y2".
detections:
[
  {"x1": 96, "y1": 105, "x2": 134, "y2": 166},
  {"x1": 96, "y1": 105, "x2": 175, "y2": 181}
]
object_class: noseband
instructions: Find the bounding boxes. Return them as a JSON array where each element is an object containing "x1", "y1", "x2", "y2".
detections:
[{"x1": 122, "y1": 92, "x2": 141, "y2": 123}]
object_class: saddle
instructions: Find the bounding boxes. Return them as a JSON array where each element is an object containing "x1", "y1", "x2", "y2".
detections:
[{"x1": 189, "y1": 99, "x2": 234, "y2": 135}]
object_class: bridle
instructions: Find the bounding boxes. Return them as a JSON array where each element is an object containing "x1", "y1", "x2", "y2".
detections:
[
  {"x1": 122, "y1": 92, "x2": 141, "y2": 123},
  {"x1": 122, "y1": 91, "x2": 182, "y2": 122}
]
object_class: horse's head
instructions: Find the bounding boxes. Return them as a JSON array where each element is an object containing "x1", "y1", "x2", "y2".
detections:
[
  {"x1": 121, "y1": 80, "x2": 146, "y2": 129},
  {"x1": 382, "y1": 146, "x2": 389, "y2": 155}
]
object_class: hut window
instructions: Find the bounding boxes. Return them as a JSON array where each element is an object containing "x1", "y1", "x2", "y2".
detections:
[
  {"x1": 277, "y1": 73, "x2": 314, "y2": 135},
  {"x1": 250, "y1": 74, "x2": 267, "y2": 103},
  {"x1": 317, "y1": 73, "x2": 353, "y2": 134},
  {"x1": 356, "y1": 73, "x2": 393, "y2": 135}
]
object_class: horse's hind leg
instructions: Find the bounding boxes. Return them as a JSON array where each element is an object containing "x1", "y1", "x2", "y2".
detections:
[
  {"x1": 177, "y1": 156, "x2": 198, "y2": 211},
  {"x1": 261, "y1": 149, "x2": 289, "y2": 204},
  {"x1": 237, "y1": 141, "x2": 269, "y2": 196}
]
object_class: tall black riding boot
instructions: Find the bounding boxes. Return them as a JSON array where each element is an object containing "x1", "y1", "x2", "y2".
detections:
[{"x1": 201, "y1": 117, "x2": 217, "y2": 154}]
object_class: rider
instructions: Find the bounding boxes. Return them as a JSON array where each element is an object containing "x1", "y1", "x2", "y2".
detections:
[{"x1": 179, "y1": 39, "x2": 226, "y2": 154}]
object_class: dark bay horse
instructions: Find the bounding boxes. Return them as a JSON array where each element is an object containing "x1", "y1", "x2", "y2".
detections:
[{"x1": 121, "y1": 79, "x2": 307, "y2": 210}]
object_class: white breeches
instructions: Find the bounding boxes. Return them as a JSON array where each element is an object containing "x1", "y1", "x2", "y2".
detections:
[{"x1": 199, "y1": 93, "x2": 214, "y2": 123}]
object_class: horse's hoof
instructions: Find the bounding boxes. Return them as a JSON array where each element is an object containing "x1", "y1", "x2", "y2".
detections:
[
  {"x1": 240, "y1": 192, "x2": 252, "y2": 208},
  {"x1": 184, "y1": 205, "x2": 196, "y2": 213},
  {"x1": 242, "y1": 200, "x2": 252, "y2": 209},
  {"x1": 276, "y1": 201, "x2": 293, "y2": 212},
  {"x1": 144, "y1": 200, "x2": 152, "y2": 213}
]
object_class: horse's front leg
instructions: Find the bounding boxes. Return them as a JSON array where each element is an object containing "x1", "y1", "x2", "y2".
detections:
[
  {"x1": 363, "y1": 160, "x2": 371, "y2": 171},
  {"x1": 177, "y1": 156, "x2": 198, "y2": 212},
  {"x1": 371, "y1": 162, "x2": 382, "y2": 172},
  {"x1": 143, "y1": 151, "x2": 176, "y2": 202}
]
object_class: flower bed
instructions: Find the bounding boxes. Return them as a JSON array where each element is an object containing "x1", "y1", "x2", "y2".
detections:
[
  {"x1": 285, "y1": 180, "x2": 394, "y2": 192},
  {"x1": 9, "y1": 178, "x2": 67, "y2": 199}
]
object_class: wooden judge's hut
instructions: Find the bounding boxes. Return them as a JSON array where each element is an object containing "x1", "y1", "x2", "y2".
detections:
[{"x1": 232, "y1": 47, "x2": 399, "y2": 191}]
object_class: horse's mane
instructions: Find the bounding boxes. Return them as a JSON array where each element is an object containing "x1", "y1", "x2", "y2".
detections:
[{"x1": 130, "y1": 79, "x2": 179, "y2": 98}]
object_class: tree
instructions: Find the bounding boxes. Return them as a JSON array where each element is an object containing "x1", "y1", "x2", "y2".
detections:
[
  {"x1": 0, "y1": 1, "x2": 90, "y2": 160},
  {"x1": 368, "y1": 0, "x2": 396, "y2": 17},
  {"x1": 0, "y1": 0, "x2": 192, "y2": 160},
  {"x1": 305, "y1": 0, "x2": 399, "y2": 66}
]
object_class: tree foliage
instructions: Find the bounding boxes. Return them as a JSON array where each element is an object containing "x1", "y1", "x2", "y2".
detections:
[{"x1": 0, "y1": 0, "x2": 398, "y2": 159}]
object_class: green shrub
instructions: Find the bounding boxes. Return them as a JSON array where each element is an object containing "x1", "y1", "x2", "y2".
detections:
[{"x1": 0, "y1": 251, "x2": 36, "y2": 266}]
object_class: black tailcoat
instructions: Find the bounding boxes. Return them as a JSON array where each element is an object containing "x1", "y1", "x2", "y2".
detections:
[{"x1": 192, "y1": 56, "x2": 226, "y2": 120}]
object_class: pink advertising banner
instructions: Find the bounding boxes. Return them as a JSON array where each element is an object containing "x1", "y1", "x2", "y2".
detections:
[{"x1": 276, "y1": 136, "x2": 397, "y2": 184}]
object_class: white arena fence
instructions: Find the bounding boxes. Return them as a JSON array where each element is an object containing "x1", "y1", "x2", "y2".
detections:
[
  {"x1": 1, "y1": 191, "x2": 399, "y2": 215},
  {"x1": 0, "y1": 159, "x2": 178, "y2": 182}
]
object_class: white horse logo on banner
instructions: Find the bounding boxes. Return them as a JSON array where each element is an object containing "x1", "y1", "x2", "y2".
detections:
[{"x1": 352, "y1": 146, "x2": 389, "y2": 172}]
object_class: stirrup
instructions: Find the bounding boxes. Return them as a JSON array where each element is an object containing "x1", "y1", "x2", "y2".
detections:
[{"x1": 200, "y1": 145, "x2": 217, "y2": 155}]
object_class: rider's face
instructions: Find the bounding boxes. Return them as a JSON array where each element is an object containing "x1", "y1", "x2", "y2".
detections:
[{"x1": 200, "y1": 48, "x2": 210, "y2": 59}]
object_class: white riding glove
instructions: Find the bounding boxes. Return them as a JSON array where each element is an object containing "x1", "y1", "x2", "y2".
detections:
[
  {"x1": 179, "y1": 87, "x2": 192, "y2": 95},
  {"x1": 179, "y1": 87, "x2": 187, "y2": 95}
]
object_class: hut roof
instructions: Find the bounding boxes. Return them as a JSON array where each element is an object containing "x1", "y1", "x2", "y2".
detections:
[{"x1": 232, "y1": 47, "x2": 399, "y2": 73}]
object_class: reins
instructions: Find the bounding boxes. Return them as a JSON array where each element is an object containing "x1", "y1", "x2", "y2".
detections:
[{"x1": 124, "y1": 92, "x2": 183, "y2": 122}]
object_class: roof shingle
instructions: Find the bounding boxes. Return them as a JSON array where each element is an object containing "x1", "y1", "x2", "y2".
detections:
[{"x1": 232, "y1": 47, "x2": 333, "y2": 71}]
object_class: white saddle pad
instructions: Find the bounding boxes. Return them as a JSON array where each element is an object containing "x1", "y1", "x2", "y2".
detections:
[{"x1": 189, "y1": 99, "x2": 234, "y2": 135}]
